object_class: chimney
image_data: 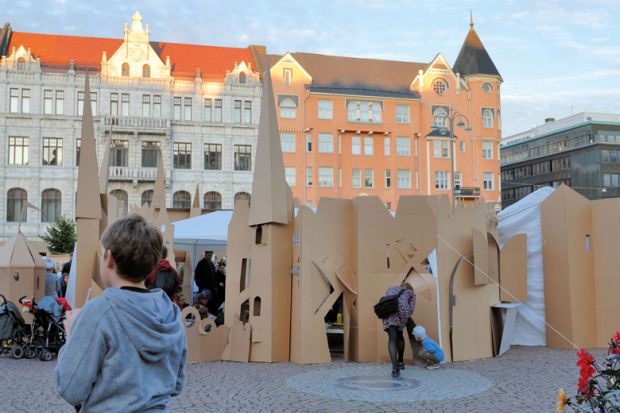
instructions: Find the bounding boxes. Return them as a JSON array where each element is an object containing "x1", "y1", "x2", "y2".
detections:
[{"x1": 545, "y1": 118, "x2": 555, "y2": 123}]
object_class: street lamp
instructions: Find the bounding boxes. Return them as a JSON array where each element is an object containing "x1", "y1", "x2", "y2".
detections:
[{"x1": 434, "y1": 109, "x2": 471, "y2": 209}]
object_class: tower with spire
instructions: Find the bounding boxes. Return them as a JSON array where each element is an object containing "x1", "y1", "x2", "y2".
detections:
[{"x1": 452, "y1": 12, "x2": 502, "y2": 81}]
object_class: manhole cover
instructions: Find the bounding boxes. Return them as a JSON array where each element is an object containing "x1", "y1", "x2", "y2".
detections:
[{"x1": 336, "y1": 375, "x2": 420, "y2": 392}]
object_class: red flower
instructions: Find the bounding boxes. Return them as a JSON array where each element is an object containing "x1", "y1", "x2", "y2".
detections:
[
  {"x1": 611, "y1": 332, "x2": 620, "y2": 355},
  {"x1": 576, "y1": 348, "x2": 595, "y2": 397}
]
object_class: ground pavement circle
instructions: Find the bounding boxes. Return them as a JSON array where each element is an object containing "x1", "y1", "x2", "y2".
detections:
[{"x1": 286, "y1": 364, "x2": 493, "y2": 403}]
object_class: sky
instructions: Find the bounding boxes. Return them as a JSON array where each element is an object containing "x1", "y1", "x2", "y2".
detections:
[{"x1": 2, "y1": 0, "x2": 620, "y2": 137}]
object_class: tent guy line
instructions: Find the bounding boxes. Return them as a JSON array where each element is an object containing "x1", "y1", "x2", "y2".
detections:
[{"x1": 436, "y1": 234, "x2": 580, "y2": 350}]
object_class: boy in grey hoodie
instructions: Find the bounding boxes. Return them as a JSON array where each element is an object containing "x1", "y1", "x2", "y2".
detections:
[{"x1": 54, "y1": 214, "x2": 187, "y2": 413}]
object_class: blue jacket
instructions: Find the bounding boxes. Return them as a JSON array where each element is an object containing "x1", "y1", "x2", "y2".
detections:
[
  {"x1": 54, "y1": 287, "x2": 187, "y2": 413},
  {"x1": 421, "y1": 336, "x2": 445, "y2": 363}
]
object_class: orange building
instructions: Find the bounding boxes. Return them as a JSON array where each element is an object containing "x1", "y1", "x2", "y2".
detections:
[{"x1": 270, "y1": 19, "x2": 502, "y2": 209}]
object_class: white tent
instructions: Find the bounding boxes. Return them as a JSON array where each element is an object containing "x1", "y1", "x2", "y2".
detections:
[
  {"x1": 173, "y1": 210, "x2": 233, "y2": 254},
  {"x1": 497, "y1": 187, "x2": 554, "y2": 346}
]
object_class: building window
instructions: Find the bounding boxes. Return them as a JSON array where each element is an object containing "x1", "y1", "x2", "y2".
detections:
[
  {"x1": 141, "y1": 190, "x2": 153, "y2": 207},
  {"x1": 122, "y1": 63, "x2": 129, "y2": 76},
  {"x1": 432, "y1": 106, "x2": 449, "y2": 128},
  {"x1": 243, "y1": 100, "x2": 252, "y2": 124},
  {"x1": 204, "y1": 99, "x2": 212, "y2": 122},
  {"x1": 306, "y1": 167, "x2": 313, "y2": 187},
  {"x1": 110, "y1": 140, "x2": 129, "y2": 167},
  {"x1": 280, "y1": 134, "x2": 296, "y2": 153},
  {"x1": 214, "y1": 99, "x2": 222, "y2": 122},
  {"x1": 482, "y1": 141, "x2": 493, "y2": 159},
  {"x1": 364, "y1": 137, "x2": 374, "y2": 155},
  {"x1": 110, "y1": 189, "x2": 129, "y2": 216},
  {"x1": 285, "y1": 167, "x2": 296, "y2": 187},
  {"x1": 234, "y1": 192, "x2": 251, "y2": 206},
  {"x1": 365, "y1": 169, "x2": 374, "y2": 188},
  {"x1": 483, "y1": 172, "x2": 494, "y2": 190},
  {"x1": 204, "y1": 143, "x2": 222, "y2": 170},
  {"x1": 352, "y1": 136, "x2": 361, "y2": 155},
  {"x1": 142, "y1": 64, "x2": 150, "y2": 78},
  {"x1": 396, "y1": 104, "x2": 410, "y2": 123},
  {"x1": 8, "y1": 137, "x2": 29, "y2": 165},
  {"x1": 55, "y1": 90, "x2": 64, "y2": 115},
  {"x1": 16, "y1": 58, "x2": 25, "y2": 70},
  {"x1": 384, "y1": 137, "x2": 391, "y2": 156},
  {"x1": 283, "y1": 68, "x2": 292, "y2": 87},
  {"x1": 454, "y1": 172, "x2": 462, "y2": 189},
  {"x1": 435, "y1": 171, "x2": 449, "y2": 190},
  {"x1": 234, "y1": 144, "x2": 252, "y2": 171},
  {"x1": 21, "y1": 89, "x2": 30, "y2": 113},
  {"x1": 482, "y1": 83, "x2": 493, "y2": 93},
  {"x1": 318, "y1": 167, "x2": 333, "y2": 187},
  {"x1": 318, "y1": 100, "x2": 333, "y2": 119},
  {"x1": 396, "y1": 137, "x2": 410, "y2": 156},
  {"x1": 42, "y1": 138, "x2": 63, "y2": 166},
  {"x1": 173, "y1": 191, "x2": 191, "y2": 208},
  {"x1": 41, "y1": 189, "x2": 61, "y2": 223},
  {"x1": 76, "y1": 139, "x2": 81, "y2": 166},
  {"x1": 433, "y1": 140, "x2": 450, "y2": 158},
  {"x1": 110, "y1": 93, "x2": 119, "y2": 116},
  {"x1": 173, "y1": 143, "x2": 192, "y2": 169},
  {"x1": 141, "y1": 141, "x2": 160, "y2": 168},
  {"x1": 347, "y1": 100, "x2": 382, "y2": 123},
  {"x1": 482, "y1": 108, "x2": 494, "y2": 128},
  {"x1": 7, "y1": 188, "x2": 27, "y2": 222},
  {"x1": 204, "y1": 192, "x2": 222, "y2": 210},
  {"x1": 121, "y1": 93, "x2": 129, "y2": 116},
  {"x1": 9, "y1": 88, "x2": 19, "y2": 113},
  {"x1": 233, "y1": 100, "x2": 242, "y2": 123},
  {"x1": 318, "y1": 134, "x2": 333, "y2": 153},
  {"x1": 279, "y1": 97, "x2": 296, "y2": 119},
  {"x1": 433, "y1": 79, "x2": 448, "y2": 95},
  {"x1": 603, "y1": 173, "x2": 620, "y2": 187},
  {"x1": 184, "y1": 97, "x2": 192, "y2": 121},
  {"x1": 385, "y1": 169, "x2": 391, "y2": 188},
  {"x1": 153, "y1": 95, "x2": 161, "y2": 117},
  {"x1": 77, "y1": 91, "x2": 97, "y2": 116},
  {"x1": 173, "y1": 97, "x2": 182, "y2": 120},
  {"x1": 460, "y1": 140, "x2": 465, "y2": 152},
  {"x1": 44, "y1": 90, "x2": 53, "y2": 114},
  {"x1": 397, "y1": 169, "x2": 411, "y2": 189},
  {"x1": 142, "y1": 95, "x2": 151, "y2": 117},
  {"x1": 306, "y1": 134, "x2": 312, "y2": 152},
  {"x1": 352, "y1": 168, "x2": 361, "y2": 188},
  {"x1": 239, "y1": 72, "x2": 246, "y2": 84}
]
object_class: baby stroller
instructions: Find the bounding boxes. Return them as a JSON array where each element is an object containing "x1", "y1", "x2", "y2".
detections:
[
  {"x1": 0, "y1": 294, "x2": 30, "y2": 359},
  {"x1": 21, "y1": 296, "x2": 66, "y2": 361}
]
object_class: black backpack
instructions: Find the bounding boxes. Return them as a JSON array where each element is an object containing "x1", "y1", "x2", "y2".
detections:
[{"x1": 373, "y1": 289, "x2": 405, "y2": 319}]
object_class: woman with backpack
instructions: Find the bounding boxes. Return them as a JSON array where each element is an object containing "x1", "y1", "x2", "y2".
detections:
[
  {"x1": 145, "y1": 246, "x2": 182, "y2": 307},
  {"x1": 381, "y1": 282, "x2": 416, "y2": 378}
]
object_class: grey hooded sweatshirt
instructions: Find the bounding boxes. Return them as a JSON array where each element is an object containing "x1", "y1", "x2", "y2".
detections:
[{"x1": 54, "y1": 287, "x2": 187, "y2": 413}]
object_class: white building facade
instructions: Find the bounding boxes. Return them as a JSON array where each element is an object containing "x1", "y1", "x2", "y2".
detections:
[{"x1": 0, "y1": 12, "x2": 264, "y2": 240}]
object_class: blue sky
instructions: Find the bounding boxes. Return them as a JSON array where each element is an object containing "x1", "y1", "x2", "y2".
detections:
[{"x1": 3, "y1": 0, "x2": 620, "y2": 136}]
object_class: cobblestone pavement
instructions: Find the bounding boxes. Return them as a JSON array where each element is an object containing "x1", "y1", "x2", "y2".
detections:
[{"x1": 0, "y1": 346, "x2": 603, "y2": 412}]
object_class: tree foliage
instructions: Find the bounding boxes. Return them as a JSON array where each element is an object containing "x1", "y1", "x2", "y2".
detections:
[{"x1": 40, "y1": 216, "x2": 76, "y2": 254}]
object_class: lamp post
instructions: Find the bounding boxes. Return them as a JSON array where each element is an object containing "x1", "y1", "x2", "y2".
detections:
[{"x1": 437, "y1": 109, "x2": 471, "y2": 209}]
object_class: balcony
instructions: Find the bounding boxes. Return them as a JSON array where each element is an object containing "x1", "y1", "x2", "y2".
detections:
[
  {"x1": 108, "y1": 166, "x2": 171, "y2": 184},
  {"x1": 454, "y1": 186, "x2": 480, "y2": 198},
  {"x1": 102, "y1": 116, "x2": 171, "y2": 134}
]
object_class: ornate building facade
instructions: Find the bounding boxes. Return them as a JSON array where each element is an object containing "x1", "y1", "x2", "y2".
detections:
[{"x1": 0, "y1": 12, "x2": 264, "y2": 239}]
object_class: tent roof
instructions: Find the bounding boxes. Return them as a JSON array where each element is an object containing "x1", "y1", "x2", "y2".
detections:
[{"x1": 173, "y1": 211, "x2": 234, "y2": 246}]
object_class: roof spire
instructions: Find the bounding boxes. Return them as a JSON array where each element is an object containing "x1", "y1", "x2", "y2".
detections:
[{"x1": 470, "y1": 10, "x2": 474, "y2": 29}]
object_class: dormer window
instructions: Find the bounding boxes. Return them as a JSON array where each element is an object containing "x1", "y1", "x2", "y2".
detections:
[
  {"x1": 122, "y1": 63, "x2": 130, "y2": 76},
  {"x1": 16, "y1": 58, "x2": 25, "y2": 70},
  {"x1": 283, "y1": 68, "x2": 292, "y2": 87},
  {"x1": 239, "y1": 72, "x2": 246, "y2": 84},
  {"x1": 142, "y1": 64, "x2": 150, "y2": 78},
  {"x1": 433, "y1": 79, "x2": 448, "y2": 95}
]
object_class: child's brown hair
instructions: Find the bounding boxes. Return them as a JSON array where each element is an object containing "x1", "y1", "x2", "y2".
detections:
[{"x1": 101, "y1": 214, "x2": 163, "y2": 282}]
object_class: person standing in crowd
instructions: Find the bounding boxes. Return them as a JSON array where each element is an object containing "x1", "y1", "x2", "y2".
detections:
[
  {"x1": 45, "y1": 258, "x2": 61, "y2": 297},
  {"x1": 145, "y1": 246, "x2": 182, "y2": 307},
  {"x1": 59, "y1": 261, "x2": 71, "y2": 298},
  {"x1": 381, "y1": 282, "x2": 416, "y2": 378},
  {"x1": 194, "y1": 251, "x2": 216, "y2": 295}
]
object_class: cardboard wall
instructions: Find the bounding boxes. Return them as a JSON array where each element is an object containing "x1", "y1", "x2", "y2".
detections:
[{"x1": 499, "y1": 234, "x2": 528, "y2": 303}]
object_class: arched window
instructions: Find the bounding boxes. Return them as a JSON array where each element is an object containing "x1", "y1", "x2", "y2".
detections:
[
  {"x1": 7, "y1": 188, "x2": 27, "y2": 222},
  {"x1": 432, "y1": 78, "x2": 448, "y2": 95},
  {"x1": 234, "y1": 192, "x2": 251, "y2": 206},
  {"x1": 110, "y1": 189, "x2": 129, "y2": 216},
  {"x1": 16, "y1": 58, "x2": 25, "y2": 70},
  {"x1": 122, "y1": 63, "x2": 130, "y2": 76},
  {"x1": 172, "y1": 191, "x2": 191, "y2": 208},
  {"x1": 204, "y1": 191, "x2": 222, "y2": 210},
  {"x1": 482, "y1": 108, "x2": 494, "y2": 129},
  {"x1": 41, "y1": 189, "x2": 61, "y2": 223},
  {"x1": 482, "y1": 82, "x2": 493, "y2": 93},
  {"x1": 239, "y1": 72, "x2": 246, "y2": 84},
  {"x1": 141, "y1": 189, "x2": 153, "y2": 207},
  {"x1": 142, "y1": 64, "x2": 150, "y2": 78}
]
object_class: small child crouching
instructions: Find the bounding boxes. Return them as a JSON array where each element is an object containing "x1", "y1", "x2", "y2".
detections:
[{"x1": 412, "y1": 325, "x2": 444, "y2": 370}]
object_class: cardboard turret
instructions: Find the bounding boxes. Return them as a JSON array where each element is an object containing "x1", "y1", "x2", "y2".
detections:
[{"x1": 0, "y1": 232, "x2": 46, "y2": 304}]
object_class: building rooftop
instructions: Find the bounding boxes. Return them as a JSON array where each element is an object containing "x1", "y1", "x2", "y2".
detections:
[{"x1": 452, "y1": 19, "x2": 501, "y2": 80}]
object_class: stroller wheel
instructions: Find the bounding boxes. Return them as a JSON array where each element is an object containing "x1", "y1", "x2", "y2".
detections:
[
  {"x1": 25, "y1": 348, "x2": 37, "y2": 359},
  {"x1": 10, "y1": 345, "x2": 24, "y2": 359},
  {"x1": 39, "y1": 350, "x2": 53, "y2": 362}
]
